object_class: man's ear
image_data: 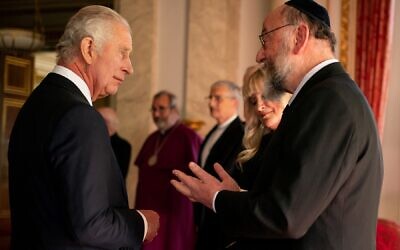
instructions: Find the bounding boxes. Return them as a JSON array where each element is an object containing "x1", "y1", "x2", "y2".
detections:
[
  {"x1": 80, "y1": 37, "x2": 95, "y2": 64},
  {"x1": 293, "y1": 23, "x2": 309, "y2": 54}
]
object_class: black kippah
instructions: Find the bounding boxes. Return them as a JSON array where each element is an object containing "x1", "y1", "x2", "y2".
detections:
[{"x1": 285, "y1": 0, "x2": 331, "y2": 28}]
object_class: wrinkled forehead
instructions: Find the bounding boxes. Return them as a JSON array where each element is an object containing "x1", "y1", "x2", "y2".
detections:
[
  {"x1": 210, "y1": 85, "x2": 231, "y2": 95},
  {"x1": 263, "y1": 5, "x2": 286, "y2": 30},
  {"x1": 152, "y1": 95, "x2": 170, "y2": 107}
]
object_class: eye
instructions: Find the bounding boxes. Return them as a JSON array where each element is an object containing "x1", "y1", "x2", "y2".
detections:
[
  {"x1": 248, "y1": 96, "x2": 257, "y2": 106},
  {"x1": 261, "y1": 95, "x2": 267, "y2": 101},
  {"x1": 120, "y1": 49, "x2": 130, "y2": 59}
]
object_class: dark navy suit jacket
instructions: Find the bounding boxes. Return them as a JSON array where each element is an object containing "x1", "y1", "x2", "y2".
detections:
[{"x1": 8, "y1": 73, "x2": 144, "y2": 250}]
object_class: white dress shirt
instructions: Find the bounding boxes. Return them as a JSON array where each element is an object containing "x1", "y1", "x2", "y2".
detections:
[{"x1": 52, "y1": 65, "x2": 93, "y2": 106}]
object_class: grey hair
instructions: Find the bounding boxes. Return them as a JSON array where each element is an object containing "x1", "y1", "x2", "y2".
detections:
[
  {"x1": 210, "y1": 80, "x2": 241, "y2": 101},
  {"x1": 56, "y1": 5, "x2": 131, "y2": 63},
  {"x1": 282, "y1": 5, "x2": 337, "y2": 52},
  {"x1": 153, "y1": 90, "x2": 179, "y2": 110}
]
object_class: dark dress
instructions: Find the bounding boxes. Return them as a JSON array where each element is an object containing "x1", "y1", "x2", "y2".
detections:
[{"x1": 233, "y1": 133, "x2": 273, "y2": 190}]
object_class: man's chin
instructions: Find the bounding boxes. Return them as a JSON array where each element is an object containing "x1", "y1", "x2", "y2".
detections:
[
  {"x1": 210, "y1": 111, "x2": 219, "y2": 119},
  {"x1": 155, "y1": 121, "x2": 166, "y2": 131},
  {"x1": 97, "y1": 93, "x2": 110, "y2": 99},
  {"x1": 102, "y1": 86, "x2": 119, "y2": 97}
]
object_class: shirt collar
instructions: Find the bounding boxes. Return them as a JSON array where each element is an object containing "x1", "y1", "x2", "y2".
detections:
[
  {"x1": 288, "y1": 58, "x2": 339, "y2": 105},
  {"x1": 218, "y1": 114, "x2": 238, "y2": 129},
  {"x1": 52, "y1": 65, "x2": 93, "y2": 106}
]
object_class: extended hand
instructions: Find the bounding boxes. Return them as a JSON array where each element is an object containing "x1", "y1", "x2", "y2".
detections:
[
  {"x1": 171, "y1": 162, "x2": 240, "y2": 209},
  {"x1": 139, "y1": 209, "x2": 160, "y2": 243}
]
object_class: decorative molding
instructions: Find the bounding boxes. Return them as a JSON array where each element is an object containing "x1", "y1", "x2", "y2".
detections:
[
  {"x1": 340, "y1": 0, "x2": 350, "y2": 70},
  {"x1": 3, "y1": 55, "x2": 32, "y2": 96}
]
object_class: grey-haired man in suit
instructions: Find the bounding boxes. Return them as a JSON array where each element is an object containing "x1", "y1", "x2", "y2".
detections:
[
  {"x1": 8, "y1": 5, "x2": 159, "y2": 250},
  {"x1": 196, "y1": 80, "x2": 244, "y2": 250}
]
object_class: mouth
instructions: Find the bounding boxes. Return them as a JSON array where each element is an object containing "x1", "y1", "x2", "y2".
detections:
[
  {"x1": 114, "y1": 76, "x2": 124, "y2": 83},
  {"x1": 261, "y1": 111, "x2": 273, "y2": 120}
]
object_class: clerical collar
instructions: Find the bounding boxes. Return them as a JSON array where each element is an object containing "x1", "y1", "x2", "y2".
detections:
[
  {"x1": 218, "y1": 115, "x2": 238, "y2": 129},
  {"x1": 288, "y1": 58, "x2": 338, "y2": 105},
  {"x1": 52, "y1": 65, "x2": 93, "y2": 106}
]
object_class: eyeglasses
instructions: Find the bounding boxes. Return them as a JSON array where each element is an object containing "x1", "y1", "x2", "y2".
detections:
[
  {"x1": 258, "y1": 23, "x2": 293, "y2": 47},
  {"x1": 150, "y1": 106, "x2": 171, "y2": 113},
  {"x1": 206, "y1": 95, "x2": 235, "y2": 103}
]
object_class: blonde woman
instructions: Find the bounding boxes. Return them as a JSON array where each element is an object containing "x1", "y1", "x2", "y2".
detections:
[{"x1": 234, "y1": 64, "x2": 291, "y2": 190}]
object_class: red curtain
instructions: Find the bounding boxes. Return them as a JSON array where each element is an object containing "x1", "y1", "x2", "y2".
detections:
[
  {"x1": 376, "y1": 219, "x2": 400, "y2": 250},
  {"x1": 355, "y1": 0, "x2": 394, "y2": 137}
]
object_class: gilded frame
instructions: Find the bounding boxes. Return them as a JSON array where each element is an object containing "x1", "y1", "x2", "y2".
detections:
[
  {"x1": 3, "y1": 55, "x2": 32, "y2": 96},
  {"x1": 0, "y1": 98, "x2": 24, "y2": 218}
]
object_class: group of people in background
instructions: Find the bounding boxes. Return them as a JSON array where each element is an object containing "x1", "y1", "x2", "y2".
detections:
[
  {"x1": 7, "y1": 1, "x2": 383, "y2": 250},
  {"x1": 96, "y1": 61, "x2": 291, "y2": 250}
]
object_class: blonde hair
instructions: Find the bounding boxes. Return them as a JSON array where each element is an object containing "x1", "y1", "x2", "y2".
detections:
[{"x1": 237, "y1": 64, "x2": 290, "y2": 167}]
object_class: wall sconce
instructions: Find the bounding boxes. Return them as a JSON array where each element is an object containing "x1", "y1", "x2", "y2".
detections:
[
  {"x1": 0, "y1": 28, "x2": 44, "y2": 51},
  {"x1": 0, "y1": 0, "x2": 45, "y2": 52}
]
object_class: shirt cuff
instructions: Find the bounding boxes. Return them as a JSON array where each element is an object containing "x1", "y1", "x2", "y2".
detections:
[
  {"x1": 136, "y1": 210, "x2": 148, "y2": 241},
  {"x1": 212, "y1": 191, "x2": 220, "y2": 213}
]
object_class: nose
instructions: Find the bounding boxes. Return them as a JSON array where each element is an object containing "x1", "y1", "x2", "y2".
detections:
[
  {"x1": 257, "y1": 100, "x2": 265, "y2": 113},
  {"x1": 152, "y1": 110, "x2": 160, "y2": 120},
  {"x1": 256, "y1": 47, "x2": 266, "y2": 63},
  {"x1": 124, "y1": 57, "x2": 134, "y2": 75},
  {"x1": 208, "y1": 97, "x2": 217, "y2": 108}
]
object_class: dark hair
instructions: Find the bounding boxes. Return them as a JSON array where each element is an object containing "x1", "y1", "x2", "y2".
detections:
[{"x1": 153, "y1": 90, "x2": 178, "y2": 109}]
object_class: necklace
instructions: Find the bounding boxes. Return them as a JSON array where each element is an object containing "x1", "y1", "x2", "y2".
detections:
[{"x1": 148, "y1": 122, "x2": 180, "y2": 166}]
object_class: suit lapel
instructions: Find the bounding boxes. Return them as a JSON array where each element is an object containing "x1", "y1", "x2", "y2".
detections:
[
  {"x1": 290, "y1": 62, "x2": 346, "y2": 108},
  {"x1": 199, "y1": 124, "x2": 219, "y2": 166},
  {"x1": 204, "y1": 117, "x2": 241, "y2": 168}
]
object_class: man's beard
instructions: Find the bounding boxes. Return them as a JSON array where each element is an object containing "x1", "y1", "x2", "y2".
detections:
[
  {"x1": 154, "y1": 119, "x2": 168, "y2": 132},
  {"x1": 264, "y1": 40, "x2": 292, "y2": 92}
]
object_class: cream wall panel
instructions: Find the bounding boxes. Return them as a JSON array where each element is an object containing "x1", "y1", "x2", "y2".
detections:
[
  {"x1": 116, "y1": 0, "x2": 158, "y2": 158},
  {"x1": 185, "y1": 0, "x2": 241, "y2": 136}
]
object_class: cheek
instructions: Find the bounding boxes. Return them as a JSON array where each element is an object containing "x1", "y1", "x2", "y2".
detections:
[
  {"x1": 271, "y1": 113, "x2": 282, "y2": 125},
  {"x1": 256, "y1": 111, "x2": 264, "y2": 119},
  {"x1": 211, "y1": 103, "x2": 220, "y2": 110}
]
